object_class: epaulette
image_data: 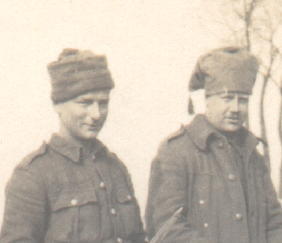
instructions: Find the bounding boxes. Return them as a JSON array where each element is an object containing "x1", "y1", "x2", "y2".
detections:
[
  {"x1": 256, "y1": 136, "x2": 268, "y2": 147},
  {"x1": 109, "y1": 151, "x2": 128, "y2": 172},
  {"x1": 167, "y1": 125, "x2": 186, "y2": 143},
  {"x1": 18, "y1": 142, "x2": 47, "y2": 168}
]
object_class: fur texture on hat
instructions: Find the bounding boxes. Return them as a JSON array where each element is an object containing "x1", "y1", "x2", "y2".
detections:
[
  {"x1": 48, "y1": 48, "x2": 114, "y2": 103},
  {"x1": 189, "y1": 46, "x2": 259, "y2": 95}
]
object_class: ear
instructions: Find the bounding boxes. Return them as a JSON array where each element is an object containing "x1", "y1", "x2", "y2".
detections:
[
  {"x1": 188, "y1": 96, "x2": 194, "y2": 115},
  {"x1": 53, "y1": 103, "x2": 63, "y2": 116},
  {"x1": 205, "y1": 95, "x2": 212, "y2": 116}
]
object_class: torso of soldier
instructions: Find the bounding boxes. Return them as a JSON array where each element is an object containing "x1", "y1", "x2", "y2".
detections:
[
  {"x1": 0, "y1": 134, "x2": 144, "y2": 243},
  {"x1": 145, "y1": 114, "x2": 275, "y2": 243}
]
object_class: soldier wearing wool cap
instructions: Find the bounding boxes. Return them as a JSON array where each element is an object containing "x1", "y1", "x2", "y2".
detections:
[
  {"x1": 146, "y1": 46, "x2": 282, "y2": 243},
  {"x1": 0, "y1": 48, "x2": 145, "y2": 243}
]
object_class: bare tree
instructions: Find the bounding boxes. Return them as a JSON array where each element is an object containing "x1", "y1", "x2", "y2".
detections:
[
  {"x1": 215, "y1": 0, "x2": 282, "y2": 169},
  {"x1": 280, "y1": 86, "x2": 282, "y2": 197}
]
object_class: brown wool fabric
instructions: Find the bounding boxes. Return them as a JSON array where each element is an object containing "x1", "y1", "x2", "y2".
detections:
[
  {"x1": 189, "y1": 46, "x2": 259, "y2": 95},
  {"x1": 48, "y1": 48, "x2": 114, "y2": 103}
]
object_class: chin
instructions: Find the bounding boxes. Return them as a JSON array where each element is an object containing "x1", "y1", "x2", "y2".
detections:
[
  {"x1": 222, "y1": 124, "x2": 242, "y2": 132},
  {"x1": 76, "y1": 132, "x2": 99, "y2": 141},
  {"x1": 85, "y1": 133, "x2": 99, "y2": 140}
]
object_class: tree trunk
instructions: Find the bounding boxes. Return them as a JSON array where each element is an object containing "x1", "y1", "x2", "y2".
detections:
[
  {"x1": 260, "y1": 78, "x2": 270, "y2": 168},
  {"x1": 279, "y1": 91, "x2": 282, "y2": 198}
]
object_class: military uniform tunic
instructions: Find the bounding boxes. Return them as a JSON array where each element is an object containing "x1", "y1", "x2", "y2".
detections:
[
  {"x1": 146, "y1": 114, "x2": 282, "y2": 243},
  {"x1": 1, "y1": 135, "x2": 145, "y2": 243}
]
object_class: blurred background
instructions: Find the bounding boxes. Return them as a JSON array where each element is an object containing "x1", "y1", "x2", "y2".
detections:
[{"x1": 0, "y1": 0, "x2": 281, "y2": 226}]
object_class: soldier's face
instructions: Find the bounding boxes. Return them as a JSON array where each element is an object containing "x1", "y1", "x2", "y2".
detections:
[
  {"x1": 205, "y1": 92, "x2": 249, "y2": 132},
  {"x1": 55, "y1": 89, "x2": 110, "y2": 141}
]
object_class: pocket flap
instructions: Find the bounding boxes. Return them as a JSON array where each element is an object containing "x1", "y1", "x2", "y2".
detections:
[
  {"x1": 116, "y1": 189, "x2": 133, "y2": 203},
  {"x1": 51, "y1": 189, "x2": 98, "y2": 211}
]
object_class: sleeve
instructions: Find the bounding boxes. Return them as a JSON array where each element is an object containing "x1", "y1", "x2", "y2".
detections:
[
  {"x1": 113, "y1": 153, "x2": 146, "y2": 243},
  {"x1": 145, "y1": 142, "x2": 208, "y2": 243},
  {"x1": 263, "y1": 157, "x2": 282, "y2": 243},
  {"x1": 0, "y1": 167, "x2": 48, "y2": 243},
  {"x1": 126, "y1": 172, "x2": 146, "y2": 243}
]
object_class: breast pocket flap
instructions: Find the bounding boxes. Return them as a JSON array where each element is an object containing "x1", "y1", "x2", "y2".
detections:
[
  {"x1": 116, "y1": 188, "x2": 133, "y2": 203},
  {"x1": 51, "y1": 189, "x2": 98, "y2": 212}
]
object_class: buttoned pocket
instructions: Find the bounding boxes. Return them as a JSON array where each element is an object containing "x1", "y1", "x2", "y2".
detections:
[
  {"x1": 188, "y1": 166, "x2": 222, "y2": 236},
  {"x1": 46, "y1": 189, "x2": 100, "y2": 243},
  {"x1": 116, "y1": 188, "x2": 141, "y2": 237},
  {"x1": 116, "y1": 188, "x2": 134, "y2": 203},
  {"x1": 51, "y1": 189, "x2": 98, "y2": 211}
]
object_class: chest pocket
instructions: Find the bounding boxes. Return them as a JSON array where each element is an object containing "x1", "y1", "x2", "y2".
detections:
[
  {"x1": 115, "y1": 188, "x2": 141, "y2": 237},
  {"x1": 51, "y1": 189, "x2": 98, "y2": 211},
  {"x1": 193, "y1": 150, "x2": 219, "y2": 201},
  {"x1": 46, "y1": 188, "x2": 99, "y2": 243},
  {"x1": 188, "y1": 150, "x2": 221, "y2": 234}
]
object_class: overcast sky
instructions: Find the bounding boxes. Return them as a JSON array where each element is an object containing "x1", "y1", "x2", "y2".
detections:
[{"x1": 0, "y1": 0, "x2": 281, "y2": 225}]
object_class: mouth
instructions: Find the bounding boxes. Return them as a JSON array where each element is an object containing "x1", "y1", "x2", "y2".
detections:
[
  {"x1": 84, "y1": 124, "x2": 102, "y2": 131},
  {"x1": 225, "y1": 117, "x2": 240, "y2": 124}
]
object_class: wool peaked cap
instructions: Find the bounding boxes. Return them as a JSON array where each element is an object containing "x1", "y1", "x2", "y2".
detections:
[
  {"x1": 48, "y1": 48, "x2": 114, "y2": 103},
  {"x1": 189, "y1": 46, "x2": 259, "y2": 95}
]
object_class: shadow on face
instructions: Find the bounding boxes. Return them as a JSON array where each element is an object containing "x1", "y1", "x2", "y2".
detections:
[
  {"x1": 54, "y1": 89, "x2": 111, "y2": 142},
  {"x1": 205, "y1": 91, "x2": 249, "y2": 132}
]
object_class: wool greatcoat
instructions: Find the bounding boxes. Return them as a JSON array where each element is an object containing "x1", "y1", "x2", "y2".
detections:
[
  {"x1": 0, "y1": 134, "x2": 145, "y2": 243},
  {"x1": 145, "y1": 114, "x2": 282, "y2": 243}
]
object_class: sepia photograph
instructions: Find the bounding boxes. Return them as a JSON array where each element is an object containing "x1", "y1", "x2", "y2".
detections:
[{"x1": 0, "y1": 1, "x2": 282, "y2": 242}]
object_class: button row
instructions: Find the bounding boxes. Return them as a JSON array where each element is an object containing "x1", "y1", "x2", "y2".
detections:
[
  {"x1": 201, "y1": 213, "x2": 242, "y2": 230},
  {"x1": 71, "y1": 200, "x2": 118, "y2": 219}
]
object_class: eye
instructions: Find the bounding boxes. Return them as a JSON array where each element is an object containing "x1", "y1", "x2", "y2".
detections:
[
  {"x1": 221, "y1": 95, "x2": 234, "y2": 101},
  {"x1": 99, "y1": 100, "x2": 109, "y2": 106},
  {"x1": 239, "y1": 97, "x2": 249, "y2": 104},
  {"x1": 75, "y1": 99, "x2": 92, "y2": 105}
]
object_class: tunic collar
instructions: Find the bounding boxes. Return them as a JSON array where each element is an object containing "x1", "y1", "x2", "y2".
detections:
[
  {"x1": 186, "y1": 114, "x2": 259, "y2": 154},
  {"x1": 49, "y1": 134, "x2": 104, "y2": 163}
]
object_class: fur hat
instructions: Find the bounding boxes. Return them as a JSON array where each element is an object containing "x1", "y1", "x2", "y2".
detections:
[
  {"x1": 189, "y1": 46, "x2": 258, "y2": 95},
  {"x1": 48, "y1": 48, "x2": 114, "y2": 103}
]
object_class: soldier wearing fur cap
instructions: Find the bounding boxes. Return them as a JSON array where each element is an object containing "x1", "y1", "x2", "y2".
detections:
[
  {"x1": 0, "y1": 49, "x2": 145, "y2": 243},
  {"x1": 146, "y1": 47, "x2": 282, "y2": 243}
]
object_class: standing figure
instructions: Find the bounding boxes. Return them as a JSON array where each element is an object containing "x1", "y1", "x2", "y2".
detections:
[
  {"x1": 1, "y1": 48, "x2": 145, "y2": 243},
  {"x1": 146, "y1": 47, "x2": 282, "y2": 243}
]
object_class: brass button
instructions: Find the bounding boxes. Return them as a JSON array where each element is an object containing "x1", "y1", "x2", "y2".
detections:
[
  {"x1": 218, "y1": 141, "x2": 224, "y2": 148},
  {"x1": 117, "y1": 237, "x2": 123, "y2": 243},
  {"x1": 127, "y1": 195, "x2": 132, "y2": 200},
  {"x1": 199, "y1": 200, "x2": 205, "y2": 205},
  {"x1": 92, "y1": 154, "x2": 96, "y2": 160},
  {"x1": 235, "y1": 213, "x2": 243, "y2": 220},
  {"x1": 99, "y1": 181, "x2": 105, "y2": 189},
  {"x1": 70, "y1": 199, "x2": 78, "y2": 206},
  {"x1": 228, "y1": 174, "x2": 236, "y2": 181},
  {"x1": 110, "y1": 208, "x2": 117, "y2": 215},
  {"x1": 203, "y1": 223, "x2": 209, "y2": 228}
]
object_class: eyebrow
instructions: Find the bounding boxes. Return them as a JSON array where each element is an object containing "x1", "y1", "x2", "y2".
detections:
[
  {"x1": 77, "y1": 93, "x2": 109, "y2": 99},
  {"x1": 220, "y1": 92, "x2": 249, "y2": 97},
  {"x1": 220, "y1": 93, "x2": 235, "y2": 97}
]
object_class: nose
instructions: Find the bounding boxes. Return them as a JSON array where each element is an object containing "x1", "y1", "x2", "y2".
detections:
[
  {"x1": 230, "y1": 97, "x2": 239, "y2": 112},
  {"x1": 89, "y1": 102, "x2": 101, "y2": 120}
]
